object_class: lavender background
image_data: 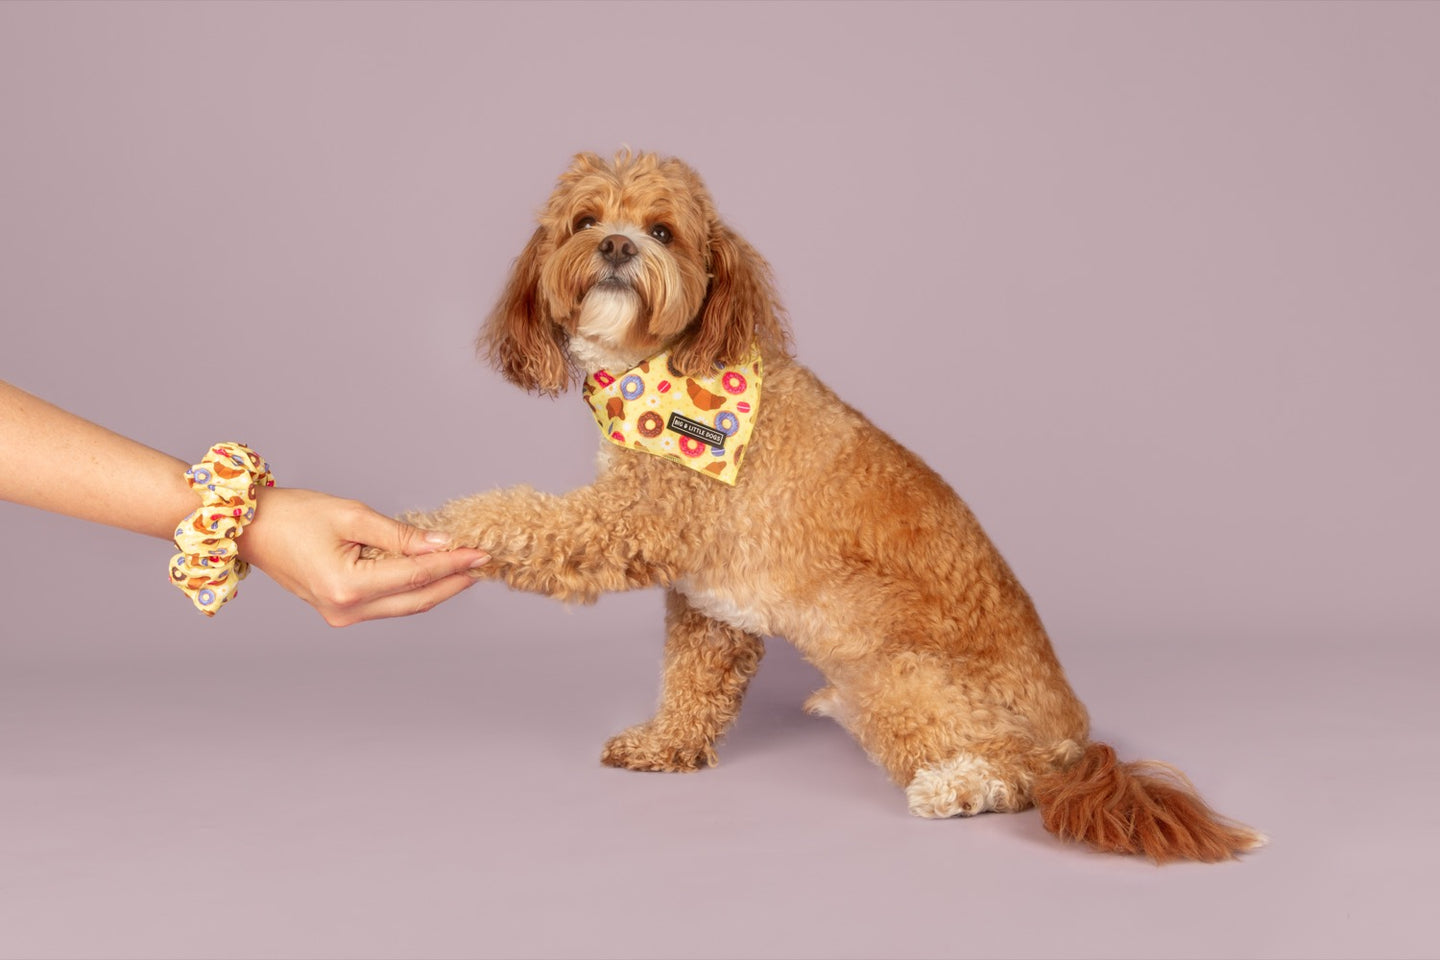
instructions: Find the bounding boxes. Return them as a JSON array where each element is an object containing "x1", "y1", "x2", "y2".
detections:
[{"x1": 2, "y1": 2, "x2": 1437, "y2": 958}]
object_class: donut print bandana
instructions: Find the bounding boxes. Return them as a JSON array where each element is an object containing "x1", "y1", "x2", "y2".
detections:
[{"x1": 583, "y1": 347, "x2": 763, "y2": 486}]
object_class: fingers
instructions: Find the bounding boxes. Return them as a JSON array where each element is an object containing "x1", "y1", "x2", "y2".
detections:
[
  {"x1": 324, "y1": 571, "x2": 482, "y2": 627},
  {"x1": 319, "y1": 551, "x2": 491, "y2": 626},
  {"x1": 343, "y1": 503, "x2": 455, "y2": 557},
  {"x1": 350, "y1": 547, "x2": 490, "y2": 603}
]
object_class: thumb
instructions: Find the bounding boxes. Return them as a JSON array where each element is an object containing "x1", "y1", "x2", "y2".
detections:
[{"x1": 346, "y1": 506, "x2": 453, "y2": 557}]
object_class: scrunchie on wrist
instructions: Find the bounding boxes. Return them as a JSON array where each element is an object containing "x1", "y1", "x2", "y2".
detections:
[{"x1": 169, "y1": 442, "x2": 275, "y2": 616}]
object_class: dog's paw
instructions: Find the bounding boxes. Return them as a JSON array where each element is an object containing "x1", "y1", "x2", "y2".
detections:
[
  {"x1": 600, "y1": 723, "x2": 718, "y2": 773},
  {"x1": 803, "y1": 685, "x2": 842, "y2": 718},
  {"x1": 905, "y1": 754, "x2": 1021, "y2": 818}
]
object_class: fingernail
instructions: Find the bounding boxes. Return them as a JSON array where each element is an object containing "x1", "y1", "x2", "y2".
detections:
[
  {"x1": 425, "y1": 531, "x2": 453, "y2": 546},
  {"x1": 468, "y1": 555, "x2": 491, "y2": 568}
]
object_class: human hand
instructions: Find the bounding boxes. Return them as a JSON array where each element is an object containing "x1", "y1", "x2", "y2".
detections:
[{"x1": 236, "y1": 488, "x2": 489, "y2": 627}]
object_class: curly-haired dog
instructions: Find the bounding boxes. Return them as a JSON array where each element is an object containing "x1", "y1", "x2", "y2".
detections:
[{"x1": 404, "y1": 150, "x2": 1264, "y2": 862}]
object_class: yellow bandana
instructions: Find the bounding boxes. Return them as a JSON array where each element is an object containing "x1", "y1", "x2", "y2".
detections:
[{"x1": 583, "y1": 347, "x2": 763, "y2": 485}]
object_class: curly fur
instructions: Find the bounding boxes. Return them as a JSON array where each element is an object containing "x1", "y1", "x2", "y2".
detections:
[{"x1": 410, "y1": 149, "x2": 1264, "y2": 863}]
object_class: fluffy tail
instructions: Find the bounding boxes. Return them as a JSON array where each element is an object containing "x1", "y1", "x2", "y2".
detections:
[{"x1": 1032, "y1": 742, "x2": 1266, "y2": 863}]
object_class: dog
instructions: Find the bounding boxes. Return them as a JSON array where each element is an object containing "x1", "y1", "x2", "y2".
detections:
[{"x1": 402, "y1": 150, "x2": 1264, "y2": 862}]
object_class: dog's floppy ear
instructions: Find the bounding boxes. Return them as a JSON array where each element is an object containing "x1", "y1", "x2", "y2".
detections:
[
  {"x1": 479, "y1": 226, "x2": 572, "y2": 395},
  {"x1": 668, "y1": 223, "x2": 792, "y2": 376}
]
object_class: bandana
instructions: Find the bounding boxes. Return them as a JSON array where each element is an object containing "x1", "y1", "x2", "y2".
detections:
[{"x1": 583, "y1": 347, "x2": 763, "y2": 485}]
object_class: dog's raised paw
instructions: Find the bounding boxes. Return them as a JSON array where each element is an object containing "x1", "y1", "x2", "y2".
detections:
[{"x1": 600, "y1": 723, "x2": 718, "y2": 773}]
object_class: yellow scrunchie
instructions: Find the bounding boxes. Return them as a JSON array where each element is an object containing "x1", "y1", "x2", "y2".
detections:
[{"x1": 168, "y1": 443, "x2": 274, "y2": 616}]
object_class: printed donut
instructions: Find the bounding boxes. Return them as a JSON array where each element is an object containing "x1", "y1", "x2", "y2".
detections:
[
  {"x1": 593, "y1": 370, "x2": 616, "y2": 387},
  {"x1": 721, "y1": 371, "x2": 747, "y2": 395},
  {"x1": 713, "y1": 411, "x2": 739, "y2": 437},
  {"x1": 620, "y1": 375, "x2": 645, "y2": 400},
  {"x1": 637, "y1": 411, "x2": 664, "y2": 438},
  {"x1": 678, "y1": 436, "x2": 707, "y2": 458}
]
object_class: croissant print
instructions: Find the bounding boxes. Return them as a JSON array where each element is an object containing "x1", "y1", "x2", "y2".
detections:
[{"x1": 685, "y1": 379, "x2": 727, "y2": 411}]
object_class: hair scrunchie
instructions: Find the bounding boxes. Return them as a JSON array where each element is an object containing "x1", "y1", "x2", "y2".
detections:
[{"x1": 169, "y1": 442, "x2": 274, "y2": 616}]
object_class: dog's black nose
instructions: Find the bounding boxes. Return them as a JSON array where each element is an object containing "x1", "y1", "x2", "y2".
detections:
[{"x1": 599, "y1": 234, "x2": 638, "y2": 265}]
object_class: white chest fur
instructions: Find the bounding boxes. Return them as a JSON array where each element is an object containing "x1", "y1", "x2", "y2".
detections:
[{"x1": 672, "y1": 576, "x2": 775, "y2": 638}]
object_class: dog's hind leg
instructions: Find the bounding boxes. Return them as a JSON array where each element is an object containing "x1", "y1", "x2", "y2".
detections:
[
  {"x1": 601, "y1": 589, "x2": 764, "y2": 772},
  {"x1": 829, "y1": 652, "x2": 1083, "y2": 818}
]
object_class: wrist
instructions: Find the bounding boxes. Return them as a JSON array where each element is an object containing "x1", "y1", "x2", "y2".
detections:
[{"x1": 234, "y1": 484, "x2": 279, "y2": 567}]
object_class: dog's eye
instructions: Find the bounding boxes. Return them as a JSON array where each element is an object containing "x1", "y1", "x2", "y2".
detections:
[
  {"x1": 574, "y1": 216, "x2": 598, "y2": 232},
  {"x1": 649, "y1": 224, "x2": 673, "y2": 245}
]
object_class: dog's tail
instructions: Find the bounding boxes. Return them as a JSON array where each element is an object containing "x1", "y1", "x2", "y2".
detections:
[{"x1": 1031, "y1": 742, "x2": 1266, "y2": 863}]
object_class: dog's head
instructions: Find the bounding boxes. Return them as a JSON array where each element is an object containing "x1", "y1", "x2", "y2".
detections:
[{"x1": 480, "y1": 150, "x2": 792, "y2": 395}]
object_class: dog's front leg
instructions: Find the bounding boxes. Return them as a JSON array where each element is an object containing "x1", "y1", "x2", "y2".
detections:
[
  {"x1": 601, "y1": 589, "x2": 764, "y2": 772},
  {"x1": 402, "y1": 484, "x2": 673, "y2": 603}
]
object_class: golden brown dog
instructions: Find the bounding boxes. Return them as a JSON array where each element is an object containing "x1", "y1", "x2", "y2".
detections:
[{"x1": 405, "y1": 150, "x2": 1264, "y2": 862}]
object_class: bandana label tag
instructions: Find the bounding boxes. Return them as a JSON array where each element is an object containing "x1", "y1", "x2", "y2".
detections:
[{"x1": 667, "y1": 412, "x2": 726, "y2": 449}]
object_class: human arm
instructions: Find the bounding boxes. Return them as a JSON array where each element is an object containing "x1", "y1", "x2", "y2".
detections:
[{"x1": 0, "y1": 379, "x2": 488, "y2": 625}]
